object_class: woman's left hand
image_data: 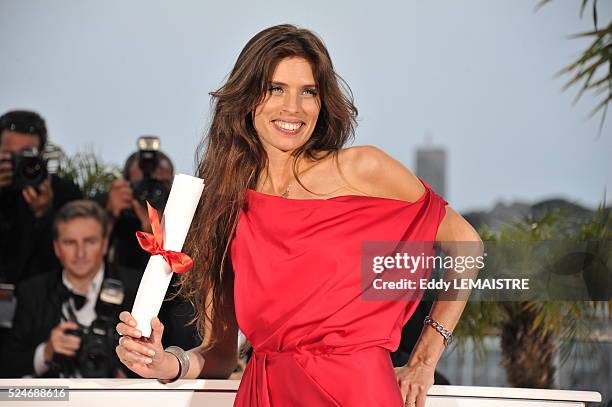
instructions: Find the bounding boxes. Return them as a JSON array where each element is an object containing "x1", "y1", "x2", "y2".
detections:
[{"x1": 394, "y1": 362, "x2": 435, "y2": 407}]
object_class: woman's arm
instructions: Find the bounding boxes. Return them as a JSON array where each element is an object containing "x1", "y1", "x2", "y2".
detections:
[
  {"x1": 408, "y1": 203, "x2": 483, "y2": 366},
  {"x1": 182, "y1": 275, "x2": 239, "y2": 379},
  {"x1": 397, "y1": 212, "x2": 483, "y2": 407}
]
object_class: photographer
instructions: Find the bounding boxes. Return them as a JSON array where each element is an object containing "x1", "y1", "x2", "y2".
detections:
[
  {"x1": 0, "y1": 200, "x2": 138, "y2": 378},
  {"x1": 104, "y1": 139, "x2": 173, "y2": 271},
  {"x1": 0, "y1": 110, "x2": 82, "y2": 284}
]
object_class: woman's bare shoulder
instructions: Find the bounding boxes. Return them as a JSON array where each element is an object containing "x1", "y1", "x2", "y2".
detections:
[{"x1": 335, "y1": 145, "x2": 426, "y2": 202}]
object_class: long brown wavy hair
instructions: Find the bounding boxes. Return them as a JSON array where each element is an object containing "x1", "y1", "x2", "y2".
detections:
[{"x1": 178, "y1": 24, "x2": 358, "y2": 348}]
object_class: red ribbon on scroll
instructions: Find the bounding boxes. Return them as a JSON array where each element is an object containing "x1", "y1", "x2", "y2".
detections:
[{"x1": 135, "y1": 202, "x2": 193, "y2": 274}]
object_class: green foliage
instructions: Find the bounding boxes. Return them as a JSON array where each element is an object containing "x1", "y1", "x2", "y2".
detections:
[
  {"x1": 454, "y1": 200, "x2": 611, "y2": 365},
  {"x1": 561, "y1": 23, "x2": 612, "y2": 135},
  {"x1": 538, "y1": 0, "x2": 612, "y2": 136},
  {"x1": 45, "y1": 143, "x2": 121, "y2": 198}
]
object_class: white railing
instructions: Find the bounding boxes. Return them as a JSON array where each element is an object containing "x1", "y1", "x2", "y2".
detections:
[{"x1": 0, "y1": 379, "x2": 601, "y2": 407}]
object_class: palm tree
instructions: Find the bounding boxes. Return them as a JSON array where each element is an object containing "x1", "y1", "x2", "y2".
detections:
[{"x1": 454, "y1": 201, "x2": 611, "y2": 388}]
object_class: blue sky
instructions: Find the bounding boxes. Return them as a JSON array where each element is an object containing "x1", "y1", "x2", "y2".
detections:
[{"x1": 1, "y1": 0, "x2": 610, "y2": 212}]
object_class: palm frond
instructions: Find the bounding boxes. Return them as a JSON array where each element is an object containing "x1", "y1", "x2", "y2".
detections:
[
  {"x1": 45, "y1": 143, "x2": 121, "y2": 198},
  {"x1": 539, "y1": 1, "x2": 611, "y2": 137}
]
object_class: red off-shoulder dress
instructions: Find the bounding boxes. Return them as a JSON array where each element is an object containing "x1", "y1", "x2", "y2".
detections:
[{"x1": 230, "y1": 178, "x2": 448, "y2": 406}]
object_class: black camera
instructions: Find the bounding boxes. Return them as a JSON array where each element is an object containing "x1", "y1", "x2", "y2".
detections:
[
  {"x1": 1, "y1": 147, "x2": 47, "y2": 189},
  {"x1": 131, "y1": 136, "x2": 170, "y2": 210},
  {"x1": 52, "y1": 279, "x2": 125, "y2": 378}
]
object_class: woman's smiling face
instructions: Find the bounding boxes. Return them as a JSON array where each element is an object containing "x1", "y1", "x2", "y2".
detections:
[{"x1": 253, "y1": 56, "x2": 321, "y2": 155}]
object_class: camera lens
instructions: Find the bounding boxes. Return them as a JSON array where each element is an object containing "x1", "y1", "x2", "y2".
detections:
[
  {"x1": 12, "y1": 148, "x2": 47, "y2": 188},
  {"x1": 132, "y1": 178, "x2": 170, "y2": 211}
]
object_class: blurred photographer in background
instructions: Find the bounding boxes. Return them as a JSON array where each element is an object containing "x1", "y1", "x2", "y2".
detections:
[
  {"x1": 103, "y1": 136, "x2": 172, "y2": 271},
  {"x1": 0, "y1": 110, "x2": 82, "y2": 284},
  {"x1": 0, "y1": 200, "x2": 139, "y2": 378},
  {"x1": 98, "y1": 136, "x2": 200, "y2": 351}
]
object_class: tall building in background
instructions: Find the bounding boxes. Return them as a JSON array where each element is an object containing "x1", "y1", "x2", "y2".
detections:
[{"x1": 415, "y1": 139, "x2": 447, "y2": 199}]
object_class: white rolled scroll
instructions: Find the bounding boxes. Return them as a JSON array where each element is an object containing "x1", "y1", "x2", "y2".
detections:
[{"x1": 131, "y1": 174, "x2": 204, "y2": 338}]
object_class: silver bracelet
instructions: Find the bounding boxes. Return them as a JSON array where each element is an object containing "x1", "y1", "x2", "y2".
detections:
[
  {"x1": 423, "y1": 316, "x2": 453, "y2": 347},
  {"x1": 158, "y1": 346, "x2": 190, "y2": 384}
]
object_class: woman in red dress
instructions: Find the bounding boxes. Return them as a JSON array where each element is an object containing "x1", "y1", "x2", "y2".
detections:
[{"x1": 116, "y1": 24, "x2": 482, "y2": 407}]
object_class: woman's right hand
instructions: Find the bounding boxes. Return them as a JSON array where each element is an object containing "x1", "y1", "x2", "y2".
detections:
[{"x1": 115, "y1": 311, "x2": 178, "y2": 380}]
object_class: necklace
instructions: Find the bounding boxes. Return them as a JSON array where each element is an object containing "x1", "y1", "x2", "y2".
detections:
[{"x1": 280, "y1": 183, "x2": 292, "y2": 198}]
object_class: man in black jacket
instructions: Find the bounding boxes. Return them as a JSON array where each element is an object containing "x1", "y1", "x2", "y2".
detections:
[
  {"x1": 0, "y1": 110, "x2": 82, "y2": 284},
  {"x1": 0, "y1": 200, "x2": 139, "y2": 378}
]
